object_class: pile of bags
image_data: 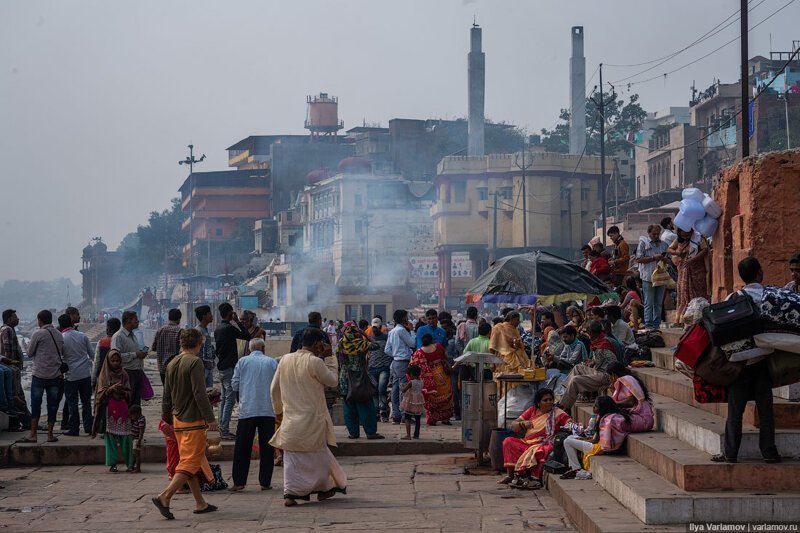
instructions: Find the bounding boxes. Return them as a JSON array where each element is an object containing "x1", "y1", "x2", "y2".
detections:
[
  {"x1": 674, "y1": 187, "x2": 722, "y2": 238},
  {"x1": 674, "y1": 285, "x2": 800, "y2": 403}
]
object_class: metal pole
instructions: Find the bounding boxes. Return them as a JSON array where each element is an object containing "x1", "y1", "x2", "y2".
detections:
[
  {"x1": 740, "y1": 0, "x2": 750, "y2": 158},
  {"x1": 599, "y1": 64, "x2": 607, "y2": 244},
  {"x1": 521, "y1": 144, "x2": 527, "y2": 252},
  {"x1": 189, "y1": 144, "x2": 195, "y2": 275},
  {"x1": 490, "y1": 192, "x2": 498, "y2": 262},
  {"x1": 785, "y1": 91, "x2": 792, "y2": 149}
]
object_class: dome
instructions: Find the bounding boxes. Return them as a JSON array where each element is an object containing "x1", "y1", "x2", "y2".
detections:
[
  {"x1": 337, "y1": 156, "x2": 372, "y2": 174},
  {"x1": 82, "y1": 244, "x2": 94, "y2": 257},
  {"x1": 306, "y1": 168, "x2": 330, "y2": 185},
  {"x1": 93, "y1": 241, "x2": 107, "y2": 253}
]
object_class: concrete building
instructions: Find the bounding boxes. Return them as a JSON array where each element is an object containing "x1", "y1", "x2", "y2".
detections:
[
  {"x1": 268, "y1": 161, "x2": 436, "y2": 322},
  {"x1": 569, "y1": 26, "x2": 587, "y2": 156},
  {"x1": 178, "y1": 169, "x2": 270, "y2": 271},
  {"x1": 690, "y1": 81, "x2": 740, "y2": 183},
  {"x1": 431, "y1": 150, "x2": 604, "y2": 307},
  {"x1": 633, "y1": 123, "x2": 700, "y2": 197},
  {"x1": 468, "y1": 24, "x2": 485, "y2": 157}
]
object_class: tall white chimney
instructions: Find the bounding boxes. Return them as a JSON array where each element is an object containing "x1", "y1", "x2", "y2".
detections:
[
  {"x1": 468, "y1": 24, "x2": 485, "y2": 157},
  {"x1": 569, "y1": 26, "x2": 587, "y2": 155}
]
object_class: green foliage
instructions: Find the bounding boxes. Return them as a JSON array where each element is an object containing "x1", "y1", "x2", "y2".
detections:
[
  {"x1": 540, "y1": 92, "x2": 648, "y2": 156},
  {"x1": 121, "y1": 198, "x2": 186, "y2": 275}
]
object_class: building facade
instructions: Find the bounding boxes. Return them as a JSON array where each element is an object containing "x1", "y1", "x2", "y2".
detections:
[{"x1": 431, "y1": 150, "x2": 604, "y2": 306}]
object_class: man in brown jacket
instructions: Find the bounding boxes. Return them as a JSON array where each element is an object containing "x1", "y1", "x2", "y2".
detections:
[{"x1": 607, "y1": 226, "x2": 631, "y2": 287}]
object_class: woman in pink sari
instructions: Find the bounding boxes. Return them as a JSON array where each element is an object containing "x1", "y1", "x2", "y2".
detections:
[{"x1": 608, "y1": 362, "x2": 654, "y2": 432}]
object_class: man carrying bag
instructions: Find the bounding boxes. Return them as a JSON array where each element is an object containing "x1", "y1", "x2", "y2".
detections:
[{"x1": 710, "y1": 258, "x2": 781, "y2": 464}]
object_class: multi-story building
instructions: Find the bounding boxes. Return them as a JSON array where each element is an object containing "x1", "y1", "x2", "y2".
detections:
[
  {"x1": 633, "y1": 123, "x2": 700, "y2": 197},
  {"x1": 268, "y1": 159, "x2": 436, "y2": 321},
  {"x1": 179, "y1": 169, "x2": 270, "y2": 272},
  {"x1": 431, "y1": 149, "x2": 604, "y2": 306}
]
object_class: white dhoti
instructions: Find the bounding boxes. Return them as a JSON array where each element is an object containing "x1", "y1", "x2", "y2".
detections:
[{"x1": 283, "y1": 447, "x2": 347, "y2": 501}]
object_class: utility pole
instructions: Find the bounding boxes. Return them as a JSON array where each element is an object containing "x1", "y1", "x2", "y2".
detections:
[
  {"x1": 514, "y1": 138, "x2": 533, "y2": 252},
  {"x1": 740, "y1": 0, "x2": 750, "y2": 158},
  {"x1": 591, "y1": 64, "x2": 615, "y2": 245},
  {"x1": 179, "y1": 144, "x2": 206, "y2": 275},
  {"x1": 489, "y1": 191, "x2": 499, "y2": 263},
  {"x1": 783, "y1": 90, "x2": 792, "y2": 149}
]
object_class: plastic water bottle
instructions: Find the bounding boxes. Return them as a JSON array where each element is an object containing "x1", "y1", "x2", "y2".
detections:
[
  {"x1": 571, "y1": 422, "x2": 579, "y2": 436},
  {"x1": 578, "y1": 423, "x2": 584, "y2": 437},
  {"x1": 585, "y1": 415, "x2": 597, "y2": 437}
]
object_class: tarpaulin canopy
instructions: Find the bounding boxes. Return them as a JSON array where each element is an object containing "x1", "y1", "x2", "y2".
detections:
[{"x1": 464, "y1": 251, "x2": 617, "y2": 305}]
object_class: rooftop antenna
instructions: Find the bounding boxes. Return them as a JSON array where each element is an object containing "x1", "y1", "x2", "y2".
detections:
[{"x1": 473, "y1": 15, "x2": 477, "y2": 27}]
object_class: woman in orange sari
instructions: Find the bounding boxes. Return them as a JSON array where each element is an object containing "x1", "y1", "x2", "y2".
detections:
[
  {"x1": 499, "y1": 388, "x2": 572, "y2": 489},
  {"x1": 410, "y1": 333, "x2": 453, "y2": 425}
]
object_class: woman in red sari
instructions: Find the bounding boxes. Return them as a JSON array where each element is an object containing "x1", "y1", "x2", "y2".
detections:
[
  {"x1": 499, "y1": 388, "x2": 572, "y2": 489},
  {"x1": 410, "y1": 333, "x2": 453, "y2": 425}
]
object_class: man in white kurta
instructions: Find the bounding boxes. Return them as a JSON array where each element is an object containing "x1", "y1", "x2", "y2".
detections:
[{"x1": 269, "y1": 328, "x2": 346, "y2": 506}]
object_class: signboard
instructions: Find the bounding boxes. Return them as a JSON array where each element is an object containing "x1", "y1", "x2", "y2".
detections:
[
  {"x1": 409, "y1": 256, "x2": 439, "y2": 279},
  {"x1": 451, "y1": 252, "x2": 472, "y2": 278}
]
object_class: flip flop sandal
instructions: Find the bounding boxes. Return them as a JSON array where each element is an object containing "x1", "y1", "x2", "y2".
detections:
[
  {"x1": 16, "y1": 437, "x2": 37, "y2": 444},
  {"x1": 193, "y1": 504, "x2": 218, "y2": 514},
  {"x1": 560, "y1": 469, "x2": 579, "y2": 480},
  {"x1": 151, "y1": 497, "x2": 174, "y2": 520}
]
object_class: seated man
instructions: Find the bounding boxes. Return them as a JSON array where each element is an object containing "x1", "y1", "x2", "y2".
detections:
[
  {"x1": 544, "y1": 325, "x2": 587, "y2": 392},
  {"x1": 557, "y1": 321, "x2": 618, "y2": 412}
]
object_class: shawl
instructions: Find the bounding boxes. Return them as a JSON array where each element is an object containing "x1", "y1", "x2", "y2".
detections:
[
  {"x1": 95, "y1": 349, "x2": 131, "y2": 403},
  {"x1": 590, "y1": 333, "x2": 615, "y2": 354},
  {"x1": 337, "y1": 325, "x2": 371, "y2": 359}
]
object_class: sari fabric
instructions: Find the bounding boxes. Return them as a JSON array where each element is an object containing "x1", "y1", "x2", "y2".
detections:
[
  {"x1": 612, "y1": 375, "x2": 654, "y2": 432},
  {"x1": 502, "y1": 406, "x2": 572, "y2": 476},
  {"x1": 410, "y1": 344, "x2": 453, "y2": 424},
  {"x1": 582, "y1": 413, "x2": 628, "y2": 470}
]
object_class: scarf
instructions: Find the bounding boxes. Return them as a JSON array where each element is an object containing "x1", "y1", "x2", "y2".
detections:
[
  {"x1": 337, "y1": 325, "x2": 371, "y2": 358},
  {"x1": 96, "y1": 349, "x2": 130, "y2": 400},
  {"x1": 590, "y1": 333, "x2": 615, "y2": 354}
]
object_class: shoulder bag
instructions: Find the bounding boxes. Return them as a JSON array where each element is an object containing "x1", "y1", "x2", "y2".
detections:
[
  {"x1": 346, "y1": 354, "x2": 375, "y2": 403},
  {"x1": 46, "y1": 328, "x2": 68, "y2": 375},
  {"x1": 702, "y1": 290, "x2": 763, "y2": 346}
]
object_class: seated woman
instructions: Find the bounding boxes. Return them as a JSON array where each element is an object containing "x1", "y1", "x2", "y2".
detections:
[
  {"x1": 607, "y1": 362, "x2": 654, "y2": 432},
  {"x1": 561, "y1": 395, "x2": 630, "y2": 480},
  {"x1": 620, "y1": 276, "x2": 644, "y2": 330},
  {"x1": 558, "y1": 321, "x2": 618, "y2": 411},
  {"x1": 499, "y1": 388, "x2": 572, "y2": 490}
]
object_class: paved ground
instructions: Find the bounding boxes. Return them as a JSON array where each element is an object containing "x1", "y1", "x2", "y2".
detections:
[{"x1": 0, "y1": 454, "x2": 576, "y2": 532}]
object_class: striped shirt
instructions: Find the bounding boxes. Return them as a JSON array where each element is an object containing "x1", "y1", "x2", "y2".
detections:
[{"x1": 130, "y1": 415, "x2": 146, "y2": 440}]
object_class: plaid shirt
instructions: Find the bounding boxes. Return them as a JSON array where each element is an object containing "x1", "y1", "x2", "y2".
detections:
[
  {"x1": 152, "y1": 322, "x2": 182, "y2": 373},
  {"x1": 130, "y1": 415, "x2": 146, "y2": 441},
  {"x1": 0, "y1": 325, "x2": 23, "y2": 365}
]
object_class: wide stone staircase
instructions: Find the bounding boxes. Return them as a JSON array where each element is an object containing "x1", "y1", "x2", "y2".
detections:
[{"x1": 547, "y1": 328, "x2": 800, "y2": 532}]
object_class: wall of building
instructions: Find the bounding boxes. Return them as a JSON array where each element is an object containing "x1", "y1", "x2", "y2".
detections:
[{"x1": 710, "y1": 150, "x2": 800, "y2": 302}]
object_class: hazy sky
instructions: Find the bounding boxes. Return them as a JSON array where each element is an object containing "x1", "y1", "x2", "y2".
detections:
[{"x1": 1, "y1": 0, "x2": 797, "y2": 283}]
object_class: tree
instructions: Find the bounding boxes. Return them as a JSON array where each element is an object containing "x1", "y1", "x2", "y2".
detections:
[
  {"x1": 121, "y1": 198, "x2": 186, "y2": 274},
  {"x1": 540, "y1": 92, "x2": 648, "y2": 156}
]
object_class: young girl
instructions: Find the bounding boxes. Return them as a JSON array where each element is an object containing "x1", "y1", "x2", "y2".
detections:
[
  {"x1": 94, "y1": 350, "x2": 134, "y2": 472},
  {"x1": 560, "y1": 395, "x2": 630, "y2": 480},
  {"x1": 129, "y1": 404, "x2": 146, "y2": 473},
  {"x1": 400, "y1": 365, "x2": 426, "y2": 440}
]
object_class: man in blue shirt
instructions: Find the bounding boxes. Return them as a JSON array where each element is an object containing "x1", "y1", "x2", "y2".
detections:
[
  {"x1": 230, "y1": 338, "x2": 279, "y2": 491},
  {"x1": 385, "y1": 309, "x2": 416, "y2": 424},
  {"x1": 635, "y1": 224, "x2": 670, "y2": 331},
  {"x1": 415, "y1": 309, "x2": 447, "y2": 349}
]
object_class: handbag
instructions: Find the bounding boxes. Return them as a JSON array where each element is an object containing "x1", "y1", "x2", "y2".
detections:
[
  {"x1": 651, "y1": 261, "x2": 676, "y2": 288},
  {"x1": 140, "y1": 373, "x2": 155, "y2": 401},
  {"x1": 692, "y1": 373, "x2": 727, "y2": 403},
  {"x1": 693, "y1": 346, "x2": 745, "y2": 387},
  {"x1": 674, "y1": 322, "x2": 711, "y2": 368},
  {"x1": 346, "y1": 355, "x2": 375, "y2": 403},
  {"x1": 702, "y1": 290, "x2": 763, "y2": 346},
  {"x1": 46, "y1": 328, "x2": 68, "y2": 375}
]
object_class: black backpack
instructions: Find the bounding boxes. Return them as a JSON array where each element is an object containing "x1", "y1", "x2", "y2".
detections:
[{"x1": 635, "y1": 331, "x2": 666, "y2": 348}]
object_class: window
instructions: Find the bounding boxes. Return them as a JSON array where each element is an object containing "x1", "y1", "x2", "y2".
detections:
[
  {"x1": 374, "y1": 304, "x2": 387, "y2": 321},
  {"x1": 477, "y1": 187, "x2": 488, "y2": 201},
  {"x1": 581, "y1": 188, "x2": 589, "y2": 201},
  {"x1": 355, "y1": 194, "x2": 362, "y2": 206},
  {"x1": 453, "y1": 182, "x2": 466, "y2": 203},
  {"x1": 361, "y1": 304, "x2": 372, "y2": 319},
  {"x1": 345, "y1": 305, "x2": 357, "y2": 322},
  {"x1": 286, "y1": 211, "x2": 292, "y2": 222},
  {"x1": 288, "y1": 234, "x2": 296, "y2": 247},
  {"x1": 498, "y1": 186, "x2": 513, "y2": 200},
  {"x1": 355, "y1": 220, "x2": 363, "y2": 235},
  {"x1": 215, "y1": 228, "x2": 223, "y2": 237},
  {"x1": 276, "y1": 276, "x2": 287, "y2": 305}
]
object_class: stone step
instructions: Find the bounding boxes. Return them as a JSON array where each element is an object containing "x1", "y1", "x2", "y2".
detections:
[
  {"x1": 575, "y1": 397, "x2": 800, "y2": 462},
  {"x1": 635, "y1": 367, "x2": 800, "y2": 428},
  {"x1": 590, "y1": 454, "x2": 800, "y2": 525},
  {"x1": 546, "y1": 473, "x2": 684, "y2": 533},
  {"x1": 625, "y1": 430, "x2": 800, "y2": 492},
  {"x1": 658, "y1": 327, "x2": 683, "y2": 348},
  {"x1": 650, "y1": 347, "x2": 675, "y2": 371},
  {"x1": 2, "y1": 433, "x2": 466, "y2": 466}
]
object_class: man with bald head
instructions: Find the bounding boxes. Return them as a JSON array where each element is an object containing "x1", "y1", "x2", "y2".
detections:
[{"x1": 230, "y1": 338, "x2": 279, "y2": 491}]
